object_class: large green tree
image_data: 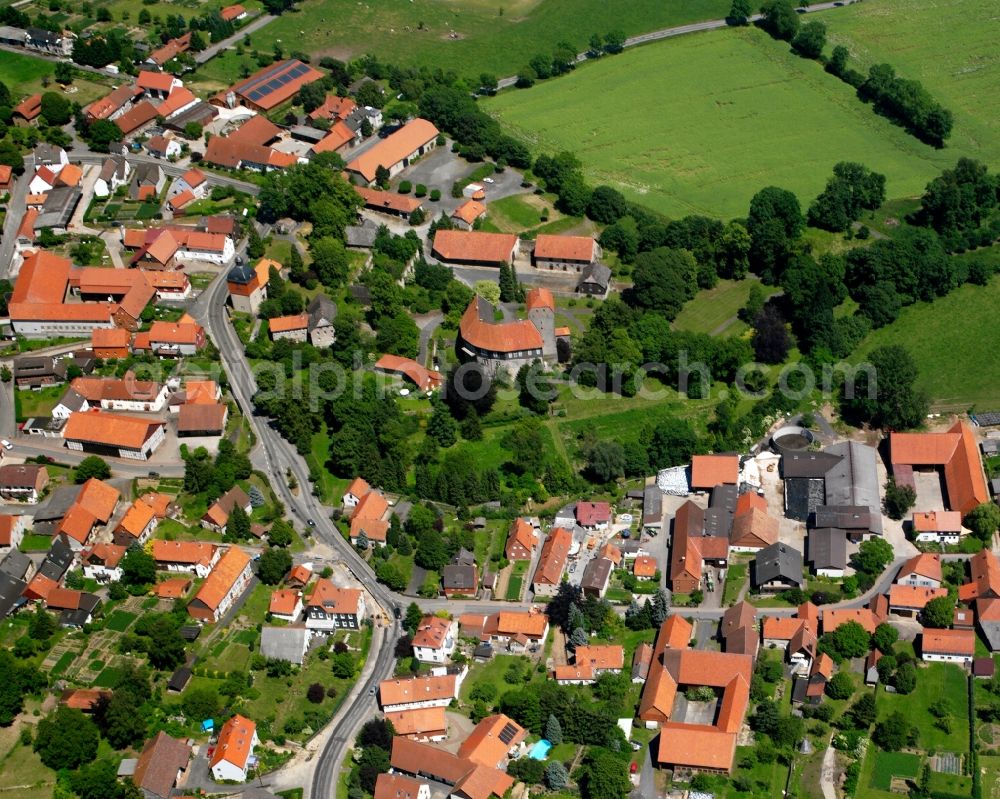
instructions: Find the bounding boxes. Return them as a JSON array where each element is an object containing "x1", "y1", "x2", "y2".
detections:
[
  {"x1": 579, "y1": 749, "x2": 632, "y2": 799},
  {"x1": 627, "y1": 247, "x2": 698, "y2": 319},
  {"x1": 840, "y1": 345, "x2": 929, "y2": 430},
  {"x1": 74, "y1": 456, "x2": 111, "y2": 483},
  {"x1": 34, "y1": 706, "x2": 99, "y2": 769},
  {"x1": 258, "y1": 547, "x2": 292, "y2": 585}
]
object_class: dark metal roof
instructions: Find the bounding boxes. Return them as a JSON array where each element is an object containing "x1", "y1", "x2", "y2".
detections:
[
  {"x1": 752, "y1": 542, "x2": 803, "y2": 587},
  {"x1": 814, "y1": 505, "x2": 882, "y2": 535},
  {"x1": 781, "y1": 450, "x2": 841, "y2": 479},
  {"x1": 807, "y1": 527, "x2": 848, "y2": 571}
]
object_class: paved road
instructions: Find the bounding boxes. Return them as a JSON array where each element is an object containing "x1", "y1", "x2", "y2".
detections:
[
  {"x1": 495, "y1": 1, "x2": 860, "y2": 89},
  {"x1": 195, "y1": 14, "x2": 276, "y2": 64},
  {"x1": 69, "y1": 151, "x2": 262, "y2": 196},
  {"x1": 0, "y1": 169, "x2": 30, "y2": 279},
  {"x1": 415, "y1": 311, "x2": 443, "y2": 366}
]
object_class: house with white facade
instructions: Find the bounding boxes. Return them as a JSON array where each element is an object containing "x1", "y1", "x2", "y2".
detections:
[
  {"x1": 921, "y1": 628, "x2": 974, "y2": 664},
  {"x1": 411, "y1": 616, "x2": 457, "y2": 664},
  {"x1": 80, "y1": 543, "x2": 127, "y2": 582},
  {"x1": 210, "y1": 714, "x2": 258, "y2": 782},
  {"x1": 187, "y1": 546, "x2": 253, "y2": 623},
  {"x1": 152, "y1": 540, "x2": 220, "y2": 578},
  {"x1": 378, "y1": 669, "x2": 467, "y2": 713},
  {"x1": 303, "y1": 580, "x2": 366, "y2": 631},
  {"x1": 896, "y1": 553, "x2": 942, "y2": 589}
]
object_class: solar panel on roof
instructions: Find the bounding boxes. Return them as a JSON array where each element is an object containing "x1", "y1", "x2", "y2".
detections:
[{"x1": 498, "y1": 722, "x2": 518, "y2": 744}]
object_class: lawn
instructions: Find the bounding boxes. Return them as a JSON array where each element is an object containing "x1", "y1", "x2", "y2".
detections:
[
  {"x1": 876, "y1": 663, "x2": 969, "y2": 753},
  {"x1": 852, "y1": 270, "x2": 1000, "y2": 411},
  {"x1": 104, "y1": 611, "x2": 137, "y2": 632},
  {"x1": 93, "y1": 666, "x2": 123, "y2": 687},
  {"x1": 869, "y1": 751, "x2": 921, "y2": 791},
  {"x1": 927, "y1": 771, "x2": 972, "y2": 799},
  {"x1": 20, "y1": 534, "x2": 53, "y2": 552},
  {"x1": 673, "y1": 279, "x2": 779, "y2": 337},
  {"x1": 49, "y1": 651, "x2": 77, "y2": 677},
  {"x1": 484, "y1": 24, "x2": 985, "y2": 219},
  {"x1": 14, "y1": 385, "x2": 64, "y2": 422},
  {"x1": 0, "y1": 738, "x2": 55, "y2": 799},
  {"x1": 824, "y1": 0, "x2": 999, "y2": 170},
  {"x1": 191, "y1": 0, "x2": 730, "y2": 86},
  {"x1": 506, "y1": 561, "x2": 529, "y2": 600},
  {"x1": 721, "y1": 563, "x2": 747, "y2": 606},
  {"x1": 0, "y1": 50, "x2": 111, "y2": 106},
  {"x1": 981, "y1": 755, "x2": 1000, "y2": 799},
  {"x1": 459, "y1": 655, "x2": 541, "y2": 705}
]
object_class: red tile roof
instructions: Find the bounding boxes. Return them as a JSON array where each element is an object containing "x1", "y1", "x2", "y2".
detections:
[
  {"x1": 63, "y1": 410, "x2": 163, "y2": 450},
  {"x1": 524, "y1": 287, "x2": 554, "y2": 312},
  {"x1": 210, "y1": 714, "x2": 256, "y2": 769},
  {"x1": 346, "y1": 118, "x2": 439, "y2": 182},
  {"x1": 452, "y1": 200, "x2": 486, "y2": 225},
  {"x1": 355, "y1": 185, "x2": 422, "y2": 215},
  {"x1": 533, "y1": 234, "x2": 595, "y2": 262},
  {"x1": 533, "y1": 527, "x2": 572, "y2": 586},
  {"x1": 922, "y1": 627, "x2": 975, "y2": 656},
  {"x1": 891, "y1": 421, "x2": 988, "y2": 514},
  {"x1": 961, "y1": 548, "x2": 1000, "y2": 601},
  {"x1": 888, "y1": 584, "x2": 947, "y2": 609},
  {"x1": 374, "y1": 354, "x2": 443, "y2": 392},
  {"x1": 193, "y1": 546, "x2": 251, "y2": 612},
  {"x1": 576, "y1": 501, "x2": 611, "y2": 526},
  {"x1": 14, "y1": 93, "x2": 42, "y2": 120},
  {"x1": 433, "y1": 230, "x2": 517, "y2": 265},
  {"x1": 690, "y1": 454, "x2": 739, "y2": 489},
  {"x1": 137, "y1": 70, "x2": 176, "y2": 93},
  {"x1": 268, "y1": 313, "x2": 308, "y2": 333},
  {"x1": 115, "y1": 101, "x2": 159, "y2": 135},
  {"x1": 459, "y1": 298, "x2": 543, "y2": 354},
  {"x1": 412, "y1": 615, "x2": 453, "y2": 650},
  {"x1": 898, "y1": 552, "x2": 942, "y2": 583}
]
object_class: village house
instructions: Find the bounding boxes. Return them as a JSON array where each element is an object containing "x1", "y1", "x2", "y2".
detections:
[
  {"x1": 80, "y1": 543, "x2": 127, "y2": 583},
  {"x1": 226, "y1": 259, "x2": 272, "y2": 315},
  {"x1": 412, "y1": 615, "x2": 458, "y2": 663},
  {"x1": 921, "y1": 628, "x2": 975, "y2": 664},
  {"x1": 888, "y1": 584, "x2": 948, "y2": 617},
  {"x1": 114, "y1": 498, "x2": 158, "y2": 546},
  {"x1": 349, "y1": 488, "x2": 390, "y2": 547},
  {"x1": 187, "y1": 546, "x2": 254, "y2": 623},
  {"x1": 581, "y1": 556, "x2": 614, "y2": 599},
  {"x1": 93, "y1": 156, "x2": 131, "y2": 198},
  {"x1": 451, "y1": 200, "x2": 487, "y2": 230},
  {"x1": 268, "y1": 589, "x2": 303, "y2": 623},
  {"x1": 307, "y1": 294, "x2": 337, "y2": 347},
  {"x1": 761, "y1": 602, "x2": 819, "y2": 671},
  {"x1": 146, "y1": 320, "x2": 206, "y2": 357},
  {"x1": 480, "y1": 609, "x2": 549, "y2": 652},
  {"x1": 0, "y1": 515, "x2": 28, "y2": 553},
  {"x1": 210, "y1": 714, "x2": 258, "y2": 782},
  {"x1": 201, "y1": 486, "x2": 252, "y2": 533},
  {"x1": 807, "y1": 527, "x2": 848, "y2": 578},
  {"x1": 130, "y1": 731, "x2": 191, "y2": 799},
  {"x1": 389, "y1": 736, "x2": 514, "y2": 799},
  {"x1": 531, "y1": 234, "x2": 600, "y2": 271},
  {"x1": 378, "y1": 671, "x2": 466, "y2": 713},
  {"x1": 432, "y1": 230, "x2": 519, "y2": 268},
  {"x1": 70, "y1": 373, "x2": 169, "y2": 413},
  {"x1": 383, "y1": 708, "x2": 448, "y2": 743},
  {"x1": 896, "y1": 553, "x2": 942, "y2": 588},
  {"x1": 374, "y1": 773, "x2": 433, "y2": 799},
  {"x1": 890, "y1": 421, "x2": 988, "y2": 515},
  {"x1": 912, "y1": 510, "x2": 964, "y2": 545},
  {"x1": 442, "y1": 549, "x2": 478, "y2": 598},
  {"x1": 63, "y1": 410, "x2": 166, "y2": 460},
  {"x1": 751, "y1": 542, "x2": 804, "y2": 592},
  {"x1": 152, "y1": 540, "x2": 220, "y2": 578},
  {"x1": 304, "y1": 579, "x2": 366, "y2": 630},
  {"x1": 729, "y1": 493, "x2": 779, "y2": 552},
  {"x1": 90, "y1": 327, "x2": 131, "y2": 359},
  {"x1": 177, "y1": 403, "x2": 229, "y2": 438},
  {"x1": 553, "y1": 644, "x2": 624, "y2": 685},
  {"x1": 373, "y1": 354, "x2": 442, "y2": 393},
  {"x1": 345, "y1": 118, "x2": 439, "y2": 185},
  {"x1": 504, "y1": 518, "x2": 538, "y2": 561},
  {"x1": 531, "y1": 527, "x2": 572, "y2": 597},
  {"x1": 0, "y1": 464, "x2": 49, "y2": 503}
]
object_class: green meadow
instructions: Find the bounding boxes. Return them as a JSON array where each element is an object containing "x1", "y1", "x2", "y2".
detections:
[
  {"x1": 484, "y1": 19, "x2": 997, "y2": 218},
  {"x1": 192, "y1": 0, "x2": 730, "y2": 86}
]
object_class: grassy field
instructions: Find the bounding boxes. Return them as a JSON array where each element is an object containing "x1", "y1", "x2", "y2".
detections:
[
  {"x1": 869, "y1": 751, "x2": 921, "y2": 791},
  {"x1": 981, "y1": 755, "x2": 1000, "y2": 799},
  {"x1": 0, "y1": 51, "x2": 111, "y2": 106},
  {"x1": 484, "y1": 24, "x2": 990, "y2": 219},
  {"x1": 0, "y1": 738, "x2": 54, "y2": 799},
  {"x1": 673, "y1": 278, "x2": 780, "y2": 337},
  {"x1": 824, "y1": 0, "x2": 999, "y2": 169},
  {"x1": 104, "y1": 611, "x2": 136, "y2": 632},
  {"x1": 876, "y1": 663, "x2": 969, "y2": 753},
  {"x1": 852, "y1": 270, "x2": 1000, "y2": 411},
  {"x1": 192, "y1": 0, "x2": 730, "y2": 86}
]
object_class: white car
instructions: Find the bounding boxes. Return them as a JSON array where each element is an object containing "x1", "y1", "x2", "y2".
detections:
[
  {"x1": 0, "y1": 440, "x2": 11, "y2": 451},
  {"x1": 483, "y1": 177, "x2": 495, "y2": 184}
]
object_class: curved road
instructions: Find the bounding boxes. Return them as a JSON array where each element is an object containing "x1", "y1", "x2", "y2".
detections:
[{"x1": 495, "y1": 0, "x2": 859, "y2": 90}]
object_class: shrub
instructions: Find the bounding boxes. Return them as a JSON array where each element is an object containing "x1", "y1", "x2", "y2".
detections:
[
  {"x1": 398, "y1": 181, "x2": 412, "y2": 194},
  {"x1": 430, "y1": 189, "x2": 441, "y2": 201},
  {"x1": 415, "y1": 184, "x2": 427, "y2": 197}
]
